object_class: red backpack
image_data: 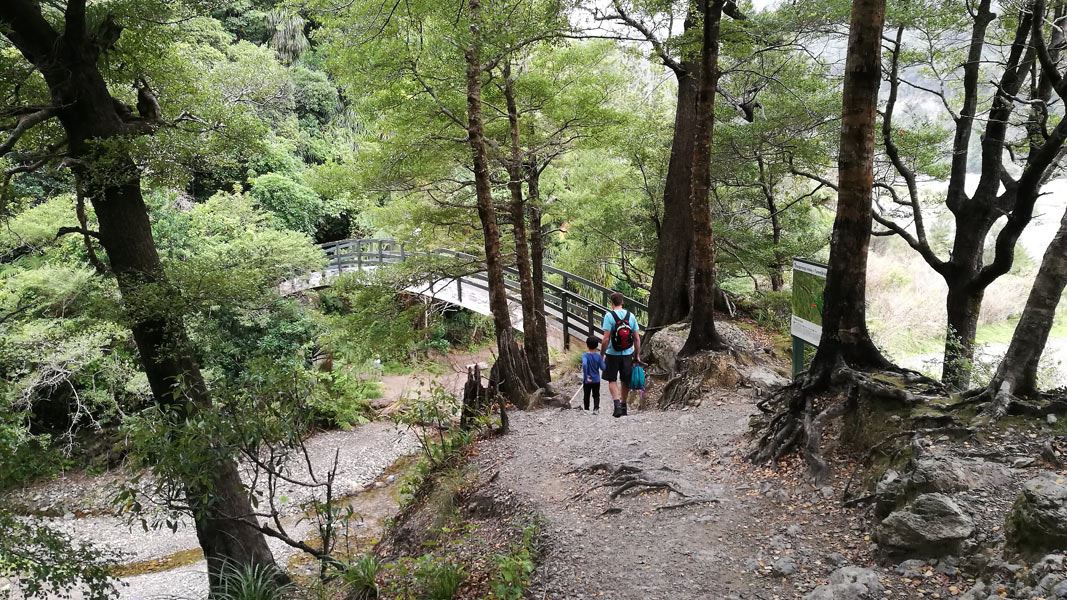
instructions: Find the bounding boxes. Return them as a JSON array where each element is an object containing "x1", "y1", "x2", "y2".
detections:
[{"x1": 609, "y1": 310, "x2": 635, "y2": 352}]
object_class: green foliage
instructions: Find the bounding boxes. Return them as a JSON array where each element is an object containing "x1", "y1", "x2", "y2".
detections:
[
  {"x1": 250, "y1": 173, "x2": 327, "y2": 236},
  {"x1": 752, "y1": 290, "x2": 793, "y2": 333},
  {"x1": 214, "y1": 561, "x2": 291, "y2": 600},
  {"x1": 307, "y1": 370, "x2": 378, "y2": 429},
  {"x1": 489, "y1": 524, "x2": 538, "y2": 600},
  {"x1": 414, "y1": 556, "x2": 466, "y2": 600},
  {"x1": 344, "y1": 553, "x2": 381, "y2": 599},
  {"x1": 0, "y1": 511, "x2": 119, "y2": 600}
]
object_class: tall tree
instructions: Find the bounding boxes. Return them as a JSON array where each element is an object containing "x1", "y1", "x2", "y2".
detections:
[
  {"x1": 592, "y1": 1, "x2": 699, "y2": 326},
  {"x1": 974, "y1": 205, "x2": 1067, "y2": 416},
  {"x1": 749, "y1": 0, "x2": 892, "y2": 481},
  {"x1": 464, "y1": 0, "x2": 540, "y2": 405},
  {"x1": 0, "y1": 0, "x2": 279, "y2": 589},
  {"x1": 502, "y1": 61, "x2": 550, "y2": 388},
  {"x1": 679, "y1": 0, "x2": 726, "y2": 355},
  {"x1": 805, "y1": 0, "x2": 891, "y2": 380},
  {"x1": 873, "y1": 0, "x2": 1067, "y2": 387}
]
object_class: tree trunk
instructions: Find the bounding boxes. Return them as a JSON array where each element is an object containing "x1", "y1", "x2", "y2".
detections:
[
  {"x1": 943, "y1": 283, "x2": 985, "y2": 388},
  {"x1": 0, "y1": 4, "x2": 282, "y2": 590},
  {"x1": 647, "y1": 57, "x2": 699, "y2": 327},
  {"x1": 992, "y1": 205, "x2": 1067, "y2": 396},
  {"x1": 464, "y1": 0, "x2": 537, "y2": 408},
  {"x1": 527, "y1": 168, "x2": 552, "y2": 385},
  {"x1": 807, "y1": 0, "x2": 891, "y2": 379},
  {"x1": 679, "y1": 1, "x2": 726, "y2": 356},
  {"x1": 503, "y1": 65, "x2": 550, "y2": 388},
  {"x1": 757, "y1": 154, "x2": 785, "y2": 292},
  {"x1": 940, "y1": 209, "x2": 994, "y2": 388}
]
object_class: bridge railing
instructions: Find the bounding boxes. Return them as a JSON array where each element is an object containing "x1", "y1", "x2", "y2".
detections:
[{"x1": 316, "y1": 238, "x2": 648, "y2": 348}]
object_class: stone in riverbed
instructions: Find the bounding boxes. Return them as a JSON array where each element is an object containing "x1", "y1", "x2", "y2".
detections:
[
  {"x1": 1007, "y1": 473, "x2": 1067, "y2": 558},
  {"x1": 874, "y1": 493, "x2": 974, "y2": 557}
]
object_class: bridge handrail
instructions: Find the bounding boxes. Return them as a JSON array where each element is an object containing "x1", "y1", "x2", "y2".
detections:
[{"x1": 310, "y1": 238, "x2": 648, "y2": 346}]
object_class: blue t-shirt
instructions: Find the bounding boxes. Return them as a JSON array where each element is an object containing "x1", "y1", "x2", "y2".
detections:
[
  {"x1": 602, "y1": 308, "x2": 639, "y2": 355},
  {"x1": 581, "y1": 352, "x2": 604, "y2": 383}
]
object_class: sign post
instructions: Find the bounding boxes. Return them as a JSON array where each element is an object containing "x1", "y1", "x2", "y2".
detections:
[{"x1": 790, "y1": 258, "x2": 828, "y2": 377}]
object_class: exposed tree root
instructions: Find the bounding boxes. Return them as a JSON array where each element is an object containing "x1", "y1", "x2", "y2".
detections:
[
  {"x1": 569, "y1": 461, "x2": 717, "y2": 510},
  {"x1": 749, "y1": 363, "x2": 945, "y2": 485},
  {"x1": 655, "y1": 497, "x2": 720, "y2": 511},
  {"x1": 954, "y1": 380, "x2": 1067, "y2": 421}
]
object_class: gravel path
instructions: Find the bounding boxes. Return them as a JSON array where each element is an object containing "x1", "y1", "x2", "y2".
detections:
[
  {"x1": 21, "y1": 421, "x2": 419, "y2": 599},
  {"x1": 472, "y1": 392, "x2": 889, "y2": 600}
]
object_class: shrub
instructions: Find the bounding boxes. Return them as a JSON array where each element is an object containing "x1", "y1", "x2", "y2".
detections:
[
  {"x1": 489, "y1": 525, "x2": 538, "y2": 600},
  {"x1": 214, "y1": 561, "x2": 291, "y2": 600},
  {"x1": 250, "y1": 172, "x2": 325, "y2": 236},
  {"x1": 415, "y1": 557, "x2": 465, "y2": 600},
  {"x1": 344, "y1": 553, "x2": 381, "y2": 599}
]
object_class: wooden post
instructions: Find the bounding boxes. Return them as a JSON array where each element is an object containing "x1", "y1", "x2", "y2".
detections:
[
  {"x1": 378, "y1": 241, "x2": 384, "y2": 264},
  {"x1": 562, "y1": 293, "x2": 570, "y2": 350},
  {"x1": 587, "y1": 304, "x2": 595, "y2": 337},
  {"x1": 357, "y1": 240, "x2": 363, "y2": 271},
  {"x1": 457, "y1": 277, "x2": 463, "y2": 303}
]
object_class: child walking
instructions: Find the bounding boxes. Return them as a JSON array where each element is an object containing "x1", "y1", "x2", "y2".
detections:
[{"x1": 581, "y1": 336, "x2": 605, "y2": 414}]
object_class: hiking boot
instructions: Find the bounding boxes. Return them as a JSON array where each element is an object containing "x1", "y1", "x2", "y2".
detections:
[
  {"x1": 592, "y1": 408, "x2": 599, "y2": 415},
  {"x1": 621, "y1": 402, "x2": 628, "y2": 416},
  {"x1": 612, "y1": 400, "x2": 622, "y2": 418}
]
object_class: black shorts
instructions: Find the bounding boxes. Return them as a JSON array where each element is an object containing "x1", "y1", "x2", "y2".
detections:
[{"x1": 603, "y1": 354, "x2": 634, "y2": 383}]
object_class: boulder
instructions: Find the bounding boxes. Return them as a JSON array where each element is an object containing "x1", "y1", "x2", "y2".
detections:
[
  {"x1": 909, "y1": 457, "x2": 974, "y2": 494},
  {"x1": 875, "y1": 493, "x2": 974, "y2": 557},
  {"x1": 874, "y1": 456, "x2": 1009, "y2": 518},
  {"x1": 804, "y1": 567, "x2": 884, "y2": 600},
  {"x1": 1007, "y1": 473, "x2": 1067, "y2": 558}
]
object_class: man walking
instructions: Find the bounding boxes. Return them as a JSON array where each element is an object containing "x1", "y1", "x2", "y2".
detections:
[{"x1": 601, "y1": 291, "x2": 641, "y2": 418}]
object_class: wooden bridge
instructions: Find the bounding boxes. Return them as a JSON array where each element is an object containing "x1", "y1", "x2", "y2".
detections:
[{"x1": 281, "y1": 238, "x2": 648, "y2": 349}]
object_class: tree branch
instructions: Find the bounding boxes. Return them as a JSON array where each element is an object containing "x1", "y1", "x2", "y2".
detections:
[{"x1": 0, "y1": 106, "x2": 59, "y2": 156}]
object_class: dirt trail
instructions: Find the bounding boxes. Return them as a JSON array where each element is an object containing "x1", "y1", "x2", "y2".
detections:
[{"x1": 472, "y1": 391, "x2": 890, "y2": 600}]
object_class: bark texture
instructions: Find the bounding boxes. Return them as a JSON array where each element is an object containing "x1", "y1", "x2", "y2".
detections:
[
  {"x1": 464, "y1": 0, "x2": 537, "y2": 407},
  {"x1": 503, "y1": 66, "x2": 550, "y2": 388},
  {"x1": 648, "y1": 60, "x2": 698, "y2": 327},
  {"x1": 679, "y1": 1, "x2": 726, "y2": 356},
  {"x1": 0, "y1": 1, "x2": 280, "y2": 589},
  {"x1": 526, "y1": 168, "x2": 552, "y2": 386},
  {"x1": 992, "y1": 205, "x2": 1067, "y2": 399},
  {"x1": 808, "y1": 0, "x2": 891, "y2": 379}
]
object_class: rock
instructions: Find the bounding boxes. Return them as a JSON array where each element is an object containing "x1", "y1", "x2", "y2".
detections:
[
  {"x1": 909, "y1": 457, "x2": 974, "y2": 494},
  {"x1": 895, "y1": 559, "x2": 927, "y2": 578},
  {"x1": 826, "y1": 552, "x2": 849, "y2": 566},
  {"x1": 1007, "y1": 473, "x2": 1067, "y2": 558},
  {"x1": 1050, "y1": 414, "x2": 1059, "y2": 425},
  {"x1": 934, "y1": 556, "x2": 959, "y2": 577},
  {"x1": 1033, "y1": 554, "x2": 1066, "y2": 581},
  {"x1": 772, "y1": 557, "x2": 796, "y2": 577},
  {"x1": 804, "y1": 567, "x2": 884, "y2": 600},
  {"x1": 875, "y1": 493, "x2": 974, "y2": 557},
  {"x1": 786, "y1": 524, "x2": 803, "y2": 537},
  {"x1": 1053, "y1": 580, "x2": 1067, "y2": 598},
  {"x1": 875, "y1": 469, "x2": 906, "y2": 518},
  {"x1": 876, "y1": 456, "x2": 1012, "y2": 519}
]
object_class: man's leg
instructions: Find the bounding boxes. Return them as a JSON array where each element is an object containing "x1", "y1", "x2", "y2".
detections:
[
  {"x1": 607, "y1": 380, "x2": 621, "y2": 401},
  {"x1": 619, "y1": 356, "x2": 634, "y2": 416}
]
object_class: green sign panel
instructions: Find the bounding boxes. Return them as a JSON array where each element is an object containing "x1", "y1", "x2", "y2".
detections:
[{"x1": 791, "y1": 258, "x2": 827, "y2": 346}]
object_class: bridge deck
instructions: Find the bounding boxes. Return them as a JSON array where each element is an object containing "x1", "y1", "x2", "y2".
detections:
[{"x1": 281, "y1": 239, "x2": 648, "y2": 349}]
